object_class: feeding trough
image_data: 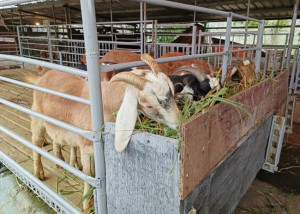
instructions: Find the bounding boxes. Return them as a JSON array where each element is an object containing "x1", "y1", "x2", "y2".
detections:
[{"x1": 103, "y1": 69, "x2": 289, "y2": 214}]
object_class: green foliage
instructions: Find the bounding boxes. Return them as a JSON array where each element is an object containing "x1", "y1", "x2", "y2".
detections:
[{"x1": 135, "y1": 87, "x2": 250, "y2": 140}]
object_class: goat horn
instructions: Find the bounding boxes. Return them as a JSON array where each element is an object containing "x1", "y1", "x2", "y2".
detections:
[
  {"x1": 110, "y1": 72, "x2": 148, "y2": 90},
  {"x1": 141, "y1": 53, "x2": 162, "y2": 76},
  {"x1": 176, "y1": 65, "x2": 207, "y2": 82}
]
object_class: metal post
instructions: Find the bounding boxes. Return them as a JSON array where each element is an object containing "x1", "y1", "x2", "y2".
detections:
[
  {"x1": 79, "y1": 1, "x2": 107, "y2": 214},
  {"x1": 16, "y1": 26, "x2": 24, "y2": 68},
  {"x1": 191, "y1": 25, "x2": 197, "y2": 55},
  {"x1": 110, "y1": 0, "x2": 113, "y2": 39},
  {"x1": 221, "y1": 13, "x2": 232, "y2": 83},
  {"x1": 197, "y1": 30, "x2": 202, "y2": 54},
  {"x1": 289, "y1": 49, "x2": 298, "y2": 94},
  {"x1": 193, "y1": 0, "x2": 197, "y2": 22},
  {"x1": 143, "y1": 2, "x2": 147, "y2": 53},
  {"x1": 254, "y1": 20, "x2": 264, "y2": 75},
  {"x1": 59, "y1": 51, "x2": 63, "y2": 65},
  {"x1": 286, "y1": 0, "x2": 299, "y2": 68},
  {"x1": 140, "y1": 2, "x2": 144, "y2": 54},
  {"x1": 47, "y1": 26, "x2": 53, "y2": 63},
  {"x1": 19, "y1": 11, "x2": 22, "y2": 25},
  {"x1": 154, "y1": 20, "x2": 158, "y2": 58},
  {"x1": 243, "y1": 0, "x2": 251, "y2": 60}
]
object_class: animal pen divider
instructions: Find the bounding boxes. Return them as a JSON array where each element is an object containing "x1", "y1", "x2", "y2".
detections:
[
  {"x1": 16, "y1": 20, "x2": 155, "y2": 67},
  {"x1": 0, "y1": 1, "x2": 292, "y2": 214}
]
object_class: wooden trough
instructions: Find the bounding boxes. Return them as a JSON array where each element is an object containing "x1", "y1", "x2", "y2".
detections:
[{"x1": 104, "y1": 69, "x2": 289, "y2": 214}]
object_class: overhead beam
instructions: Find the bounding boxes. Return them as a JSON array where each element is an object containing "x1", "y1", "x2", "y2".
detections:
[
  {"x1": 17, "y1": 8, "x2": 66, "y2": 22},
  {"x1": 63, "y1": 4, "x2": 118, "y2": 21}
]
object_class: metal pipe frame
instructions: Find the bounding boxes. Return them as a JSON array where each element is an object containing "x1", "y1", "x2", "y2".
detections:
[
  {"x1": 191, "y1": 25, "x2": 197, "y2": 54},
  {"x1": 80, "y1": 0, "x2": 107, "y2": 214},
  {"x1": 0, "y1": 124, "x2": 97, "y2": 186},
  {"x1": 221, "y1": 13, "x2": 232, "y2": 83},
  {"x1": 254, "y1": 20, "x2": 264, "y2": 75},
  {"x1": 286, "y1": 0, "x2": 299, "y2": 68},
  {"x1": 136, "y1": 0, "x2": 262, "y2": 23},
  {"x1": 291, "y1": 50, "x2": 300, "y2": 94},
  {"x1": 0, "y1": 76, "x2": 90, "y2": 105},
  {"x1": 0, "y1": 54, "x2": 87, "y2": 77},
  {"x1": 293, "y1": 54, "x2": 300, "y2": 95},
  {"x1": 0, "y1": 0, "x2": 38, "y2": 7},
  {"x1": 0, "y1": 98, "x2": 95, "y2": 141},
  {"x1": 47, "y1": 25, "x2": 53, "y2": 63},
  {"x1": 0, "y1": 149, "x2": 82, "y2": 214},
  {"x1": 101, "y1": 51, "x2": 224, "y2": 73}
]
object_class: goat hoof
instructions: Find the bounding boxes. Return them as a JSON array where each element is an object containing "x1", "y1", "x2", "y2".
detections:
[
  {"x1": 75, "y1": 162, "x2": 82, "y2": 171},
  {"x1": 34, "y1": 169, "x2": 45, "y2": 181}
]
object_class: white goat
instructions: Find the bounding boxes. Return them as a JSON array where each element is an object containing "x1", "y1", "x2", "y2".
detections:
[{"x1": 25, "y1": 54, "x2": 180, "y2": 210}]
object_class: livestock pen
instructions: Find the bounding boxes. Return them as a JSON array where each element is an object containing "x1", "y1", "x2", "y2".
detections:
[{"x1": 0, "y1": 0, "x2": 297, "y2": 214}]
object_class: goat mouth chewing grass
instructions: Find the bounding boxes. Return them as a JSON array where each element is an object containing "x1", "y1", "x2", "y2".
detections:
[{"x1": 135, "y1": 86, "x2": 251, "y2": 140}]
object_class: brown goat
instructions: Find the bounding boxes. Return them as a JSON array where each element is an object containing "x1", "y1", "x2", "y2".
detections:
[{"x1": 25, "y1": 54, "x2": 180, "y2": 211}]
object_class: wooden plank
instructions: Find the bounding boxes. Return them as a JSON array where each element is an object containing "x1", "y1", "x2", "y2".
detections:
[
  {"x1": 182, "y1": 115, "x2": 273, "y2": 214},
  {"x1": 272, "y1": 69, "x2": 289, "y2": 111},
  {"x1": 180, "y1": 69, "x2": 289, "y2": 199}
]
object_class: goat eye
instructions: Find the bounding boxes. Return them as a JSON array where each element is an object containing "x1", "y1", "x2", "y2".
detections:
[{"x1": 146, "y1": 106, "x2": 153, "y2": 109}]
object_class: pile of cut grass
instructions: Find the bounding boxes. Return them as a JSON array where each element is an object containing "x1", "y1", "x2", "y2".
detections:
[{"x1": 135, "y1": 87, "x2": 251, "y2": 139}]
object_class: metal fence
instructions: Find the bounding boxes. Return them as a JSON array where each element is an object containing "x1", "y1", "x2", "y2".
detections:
[
  {"x1": 0, "y1": 0, "x2": 294, "y2": 214},
  {"x1": 16, "y1": 20, "x2": 155, "y2": 67}
]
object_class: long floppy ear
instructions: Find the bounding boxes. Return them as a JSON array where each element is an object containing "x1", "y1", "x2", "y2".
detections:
[{"x1": 114, "y1": 86, "x2": 138, "y2": 152}]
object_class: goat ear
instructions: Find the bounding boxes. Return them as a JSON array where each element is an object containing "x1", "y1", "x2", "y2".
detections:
[{"x1": 114, "y1": 87, "x2": 138, "y2": 152}]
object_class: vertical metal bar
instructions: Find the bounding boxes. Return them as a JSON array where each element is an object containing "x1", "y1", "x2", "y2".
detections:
[
  {"x1": 271, "y1": 48, "x2": 277, "y2": 78},
  {"x1": 263, "y1": 49, "x2": 269, "y2": 76},
  {"x1": 289, "y1": 49, "x2": 298, "y2": 94},
  {"x1": 293, "y1": 54, "x2": 300, "y2": 94},
  {"x1": 197, "y1": 30, "x2": 202, "y2": 54},
  {"x1": 286, "y1": 0, "x2": 299, "y2": 68},
  {"x1": 191, "y1": 25, "x2": 197, "y2": 55},
  {"x1": 230, "y1": 33, "x2": 234, "y2": 63},
  {"x1": 281, "y1": 34, "x2": 289, "y2": 71},
  {"x1": 80, "y1": 1, "x2": 107, "y2": 214},
  {"x1": 221, "y1": 13, "x2": 232, "y2": 83},
  {"x1": 16, "y1": 26, "x2": 24, "y2": 68},
  {"x1": 154, "y1": 20, "x2": 158, "y2": 58},
  {"x1": 47, "y1": 26, "x2": 53, "y2": 63},
  {"x1": 140, "y1": 2, "x2": 144, "y2": 54},
  {"x1": 59, "y1": 51, "x2": 63, "y2": 65},
  {"x1": 193, "y1": 0, "x2": 197, "y2": 22},
  {"x1": 110, "y1": 0, "x2": 113, "y2": 38},
  {"x1": 68, "y1": 5, "x2": 73, "y2": 40},
  {"x1": 254, "y1": 20, "x2": 264, "y2": 76},
  {"x1": 143, "y1": 3, "x2": 147, "y2": 53}
]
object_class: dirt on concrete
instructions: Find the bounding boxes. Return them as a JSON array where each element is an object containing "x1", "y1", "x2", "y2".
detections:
[{"x1": 235, "y1": 128, "x2": 300, "y2": 214}]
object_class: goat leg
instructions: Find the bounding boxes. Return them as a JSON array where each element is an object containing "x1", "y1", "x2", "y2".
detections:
[
  {"x1": 31, "y1": 117, "x2": 45, "y2": 180},
  {"x1": 80, "y1": 142, "x2": 95, "y2": 211},
  {"x1": 53, "y1": 142, "x2": 65, "y2": 169},
  {"x1": 70, "y1": 146, "x2": 82, "y2": 170}
]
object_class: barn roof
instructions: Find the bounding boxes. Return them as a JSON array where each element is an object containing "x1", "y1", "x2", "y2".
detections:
[{"x1": 0, "y1": 0, "x2": 297, "y2": 25}]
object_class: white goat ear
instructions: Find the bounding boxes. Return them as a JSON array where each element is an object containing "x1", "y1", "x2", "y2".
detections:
[{"x1": 114, "y1": 87, "x2": 138, "y2": 152}]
